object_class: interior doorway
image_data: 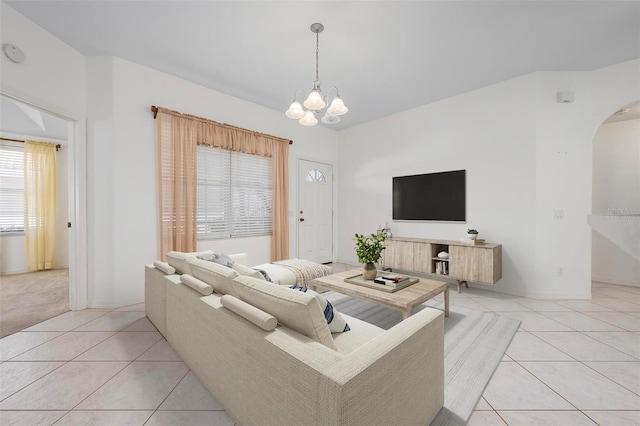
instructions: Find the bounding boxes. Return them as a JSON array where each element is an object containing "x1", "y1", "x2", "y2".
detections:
[
  {"x1": 297, "y1": 158, "x2": 333, "y2": 263},
  {"x1": 590, "y1": 100, "x2": 640, "y2": 290},
  {"x1": 0, "y1": 94, "x2": 82, "y2": 336}
]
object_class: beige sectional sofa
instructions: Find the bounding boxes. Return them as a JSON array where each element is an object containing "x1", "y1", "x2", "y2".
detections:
[{"x1": 145, "y1": 252, "x2": 444, "y2": 425}]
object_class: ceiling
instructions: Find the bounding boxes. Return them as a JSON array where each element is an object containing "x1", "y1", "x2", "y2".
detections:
[{"x1": 5, "y1": 1, "x2": 640, "y2": 130}]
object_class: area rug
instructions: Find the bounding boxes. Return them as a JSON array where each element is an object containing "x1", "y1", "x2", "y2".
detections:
[{"x1": 324, "y1": 293, "x2": 521, "y2": 426}]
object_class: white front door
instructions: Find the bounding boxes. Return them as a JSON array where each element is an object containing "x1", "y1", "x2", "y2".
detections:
[{"x1": 298, "y1": 159, "x2": 333, "y2": 263}]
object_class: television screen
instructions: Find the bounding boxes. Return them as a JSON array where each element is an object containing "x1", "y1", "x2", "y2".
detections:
[{"x1": 393, "y1": 170, "x2": 466, "y2": 221}]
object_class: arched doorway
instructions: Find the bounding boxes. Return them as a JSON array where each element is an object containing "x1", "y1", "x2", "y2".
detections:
[{"x1": 590, "y1": 100, "x2": 640, "y2": 290}]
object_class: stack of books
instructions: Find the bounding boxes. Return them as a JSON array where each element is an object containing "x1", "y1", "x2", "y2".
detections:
[
  {"x1": 460, "y1": 238, "x2": 485, "y2": 245},
  {"x1": 435, "y1": 261, "x2": 448, "y2": 275},
  {"x1": 373, "y1": 274, "x2": 410, "y2": 288}
]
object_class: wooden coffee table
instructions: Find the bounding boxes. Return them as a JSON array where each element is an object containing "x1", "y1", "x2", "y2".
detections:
[{"x1": 311, "y1": 269, "x2": 449, "y2": 319}]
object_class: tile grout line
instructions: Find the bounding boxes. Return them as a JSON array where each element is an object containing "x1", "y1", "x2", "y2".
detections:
[
  {"x1": 142, "y1": 367, "x2": 191, "y2": 425},
  {"x1": 514, "y1": 359, "x2": 583, "y2": 412},
  {"x1": 0, "y1": 360, "x2": 68, "y2": 403}
]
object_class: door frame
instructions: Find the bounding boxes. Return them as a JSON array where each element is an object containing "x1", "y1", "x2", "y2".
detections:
[
  {"x1": 1, "y1": 90, "x2": 88, "y2": 310},
  {"x1": 296, "y1": 156, "x2": 335, "y2": 262}
]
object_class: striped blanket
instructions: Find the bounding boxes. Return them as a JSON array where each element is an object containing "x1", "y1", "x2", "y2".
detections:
[{"x1": 271, "y1": 259, "x2": 332, "y2": 288}]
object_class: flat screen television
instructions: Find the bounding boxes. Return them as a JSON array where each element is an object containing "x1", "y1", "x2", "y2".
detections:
[{"x1": 393, "y1": 170, "x2": 466, "y2": 221}]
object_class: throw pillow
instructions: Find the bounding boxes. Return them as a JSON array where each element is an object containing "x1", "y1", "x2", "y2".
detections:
[
  {"x1": 254, "y1": 268, "x2": 273, "y2": 282},
  {"x1": 205, "y1": 252, "x2": 235, "y2": 268},
  {"x1": 288, "y1": 286, "x2": 350, "y2": 333},
  {"x1": 187, "y1": 258, "x2": 239, "y2": 295},
  {"x1": 231, "y1": 262, "x2": 266, "y2": 281}
]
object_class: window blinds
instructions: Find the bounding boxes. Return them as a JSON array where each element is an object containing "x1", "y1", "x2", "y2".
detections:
[
  {"x1": 197, "y1": 146, "x2": 272, "y2": 239},
  {"x1": 0, "y1": 143, "x2": 25, "y2": 233}
]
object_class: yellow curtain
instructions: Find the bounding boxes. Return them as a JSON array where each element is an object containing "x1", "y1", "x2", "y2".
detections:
[
  {"x1": 155, "y1": 107, "x2": 290, "y2": 261},
  {"x1": 24, "y1": 141, "x2": 57, "y2": 271}
]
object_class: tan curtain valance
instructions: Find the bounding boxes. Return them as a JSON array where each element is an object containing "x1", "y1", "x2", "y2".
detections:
[{"x1": 153, "y1": 106, "x2": 292, "y2": 156}]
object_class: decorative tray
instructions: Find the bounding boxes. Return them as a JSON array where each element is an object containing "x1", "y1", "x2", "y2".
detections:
[{"x1": 344, "y1": 272, "x2": 419, "y2": 293}]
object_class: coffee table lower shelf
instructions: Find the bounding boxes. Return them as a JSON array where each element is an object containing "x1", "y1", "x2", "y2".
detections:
[{"x1": 311, "y1": 269, "x2": 449, "y2": 320}]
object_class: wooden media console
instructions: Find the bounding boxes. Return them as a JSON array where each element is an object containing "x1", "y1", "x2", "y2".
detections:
[{"x1": 384, "y1": 237, "x2": 502, "y2": 293}]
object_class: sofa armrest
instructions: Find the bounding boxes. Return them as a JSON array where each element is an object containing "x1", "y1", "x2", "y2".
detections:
[
  {"x1": 145, "y1": 265, "x2": 172, "y2": 337},
  {"x1": 321, "y1": 307, "x2": 444, "y2": 426}
]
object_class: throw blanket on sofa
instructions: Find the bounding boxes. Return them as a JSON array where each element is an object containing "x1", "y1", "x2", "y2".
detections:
[{"x1": 271, "y1": 259, "x2": 332, "y2": 288}]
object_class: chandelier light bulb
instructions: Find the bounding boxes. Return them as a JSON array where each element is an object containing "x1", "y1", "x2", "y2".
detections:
[
  {"x1": 321, "y1": 113, "x2": 340, "y2": 124},
  {"x1": 327, "y1": 96, "x2": 349, "y2": 116},
  {"x1": 303, "y1": 89, "x2": 326, "y2": 111},
  {"x1": 285, "y1": 100, "x2": 305, "y2": 119},
  {"x1": 299, "y1": 110, "x2": 318, "y2": 126}
]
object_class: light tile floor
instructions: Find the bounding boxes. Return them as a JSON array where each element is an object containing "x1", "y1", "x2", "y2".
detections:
[
  {"x1": 0, "y1": 302, "x2": 234, "y2": 426},
  {"x1": 0, "y1": 270, "x2": 638, "y2": 425},
  {"x1": 464, "y1": 281, "x2": 640, "y2": 426}
]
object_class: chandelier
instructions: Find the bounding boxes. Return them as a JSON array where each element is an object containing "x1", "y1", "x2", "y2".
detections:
[{"x1": 285, "y1": 23, "x2": 348, "y2": 126}]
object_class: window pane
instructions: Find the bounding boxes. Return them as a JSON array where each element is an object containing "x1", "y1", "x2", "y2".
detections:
[
  {"x1": 306, "y1": 169, "x2": 326, "y2": 183},
  {"x1": 196, "y1": 146, "x2": 272, "y2": 240},
  {"x1": 197, "y1": 146, "x2": 231, "y2": 239},
  {"x1": 0, "y1": 143, "x2": 24, "y2": 233},
  {"x1": 231, "y1": 151, "x2": 272, "y2": 237}
]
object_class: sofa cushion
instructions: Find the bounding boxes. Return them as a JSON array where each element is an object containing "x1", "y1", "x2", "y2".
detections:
[
  {"x1": 187, "y1": 258, "x2": 239, "y2": 295},
  {"x1": 166, "y1": 250, "x2": 214, "y2": 274},
  {"x1": 232, "y1": 262, "x2": 266, "y2": 281},
  {"x1": 204, "y1": 252, "x2": 235, "y2": 268},
  {"x1": 288, "y1": 286, "x2": 350, "y2": 333},
  {"x1": 228, "y1": 252, "x2": 249, "y2": 266},
  {"x1": 332, "y1": 314, "x2": 385, "y2": 355},
  {"x1": 180, "y1": 274, "x2": 213, "y2": 296},
  {"x1": 233, "y1": 275, "x2": 337, "y2": 350},
  {"x1": 153, "y1": 260, "x2": 176, "y2": 275},
  {"x1": 166, "y1": 252, "x2": 195, "y2": 275},
  {"x1": 221, "y1": 294, "x2": 277, "y2": 331}
]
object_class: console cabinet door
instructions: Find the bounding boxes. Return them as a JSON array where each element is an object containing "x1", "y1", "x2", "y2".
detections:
[
  {"x1": 412, "y1": 242, "x2": 431, "y2": 274},
  {"x1": 384, "y1": 240, "x2": 413, "y2": 271},
  {"x1": 449, "y1": 246, "x2": 495, "y2": 284}
]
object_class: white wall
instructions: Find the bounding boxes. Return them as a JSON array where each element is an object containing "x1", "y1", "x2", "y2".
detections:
[
  {"x1": 84, "y1": 56, "x2": 340, "y2": 307},
  {"x1": 531, "y1": 61, "x2": 640, "y2": 299},
  {"x1": 337, "y1": 59, "x2": 640, "y2": 299},
  {"x1": 337, "y1": 74, "x2": 538, "y2": 296},
  {"x1": 85, "y1": 56, "x2": 116, "y2": 307},
  {"x1": 1, "y1": 3, "x2": 87, "y2": 308},
  {"x1": 592, "y1": 118, "x2": 640, "y2": 286}
]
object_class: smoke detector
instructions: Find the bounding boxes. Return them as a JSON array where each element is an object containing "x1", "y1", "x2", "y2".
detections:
[
  {"x1": 3, "y1": 44, "x2": 24, "y2": 64},
  {"x1": 614, "y1": 108, "x2": 630, "y2": 115}
]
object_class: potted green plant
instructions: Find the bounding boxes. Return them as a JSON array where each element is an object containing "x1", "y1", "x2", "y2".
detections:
[
  {"x1": 354, "y1": 231, "x2": 387, "y2": 280},
  {"x1": 467, "y1": 229, "x2": 479, "y2": 240}
]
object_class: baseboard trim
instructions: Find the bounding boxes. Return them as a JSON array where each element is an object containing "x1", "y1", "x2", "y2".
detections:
[
  {"x1": 592, "y1": 276, "x2": 640, "y2": 288},
  {"x1": 89, "y1": 297, "x2": 144, "y2": 310}
]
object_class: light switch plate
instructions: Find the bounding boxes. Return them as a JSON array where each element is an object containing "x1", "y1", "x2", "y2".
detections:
[{"x1": 554, "y1": 209, "x2": 565, "y2": 219}]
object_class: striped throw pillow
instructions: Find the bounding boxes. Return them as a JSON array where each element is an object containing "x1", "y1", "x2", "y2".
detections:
[{"x1": 289, "y1": 285, "x2": 350, "y2": 333}]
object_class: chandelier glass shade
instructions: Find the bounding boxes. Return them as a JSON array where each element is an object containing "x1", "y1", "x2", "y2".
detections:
[{"x1": 285, "y1": 23, "x2": 348, "y2": 126}]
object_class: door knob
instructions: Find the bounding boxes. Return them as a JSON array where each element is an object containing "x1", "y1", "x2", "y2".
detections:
[{"x1": 299, "y1": 218, "x2": 305, "y2": 222}]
